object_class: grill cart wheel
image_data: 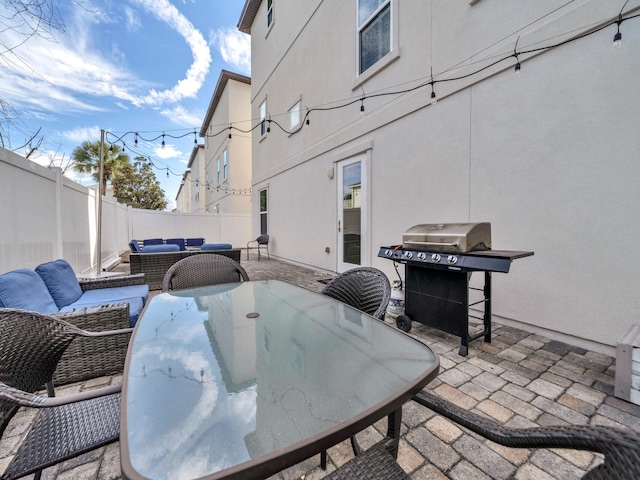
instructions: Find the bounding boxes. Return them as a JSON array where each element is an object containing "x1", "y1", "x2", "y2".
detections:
[{"x1": 396, "y1": 314, "x2": 412, "y2": 333}]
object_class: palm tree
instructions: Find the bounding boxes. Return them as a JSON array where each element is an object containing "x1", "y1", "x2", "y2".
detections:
[{"x1": 72, "y1": 141, "x2": 130, "y2": 195}]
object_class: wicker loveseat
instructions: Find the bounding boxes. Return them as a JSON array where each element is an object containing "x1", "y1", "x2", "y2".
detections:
[
  {"x1": 130, "y1": 248, "x2": 242, "y2": 290},
  {"x1": 0, "y1": 259, "x2": 148, "y2": 385}
]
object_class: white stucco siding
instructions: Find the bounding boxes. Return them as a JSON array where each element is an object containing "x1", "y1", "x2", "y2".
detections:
[
  {"x1": 246, "y1": 0, "x2": 640, "y2": 351},
  {"x1": 469, "y1": 23, "x2": 640, "y2": 347}
]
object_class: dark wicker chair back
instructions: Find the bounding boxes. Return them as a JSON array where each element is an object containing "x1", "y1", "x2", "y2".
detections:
[
  {"x1": 246, "y1": 234, "x2": 270, "y2": 260},
  {"x1": 414, "y1": 390, "x2": 640, "y2": 479},
  {"x1": 162, "y1": 253, "x2": 249, "y2": 292},
  {"x1": 321, "y1": 267, "x2": 391, "y2": 320},
  {"x1": 0, "y1": 308, "x2": 124, "y2": 480}
]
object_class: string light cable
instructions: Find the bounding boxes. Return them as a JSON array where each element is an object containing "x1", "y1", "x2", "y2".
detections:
[{"x1": 102, "y1": 6, "x2": 638, "y2": 147}]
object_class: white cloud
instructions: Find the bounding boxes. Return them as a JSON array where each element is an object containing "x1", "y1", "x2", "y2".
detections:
[
  {"x1": 211, "y1": 28, "x2": 251, "y2": 74},
  {"x1": 60, "y1": 125, "x2": 102, "y2": 143},
  {"x1": 124, "y1": 6, "x2": 141, "y2": 31},
  {"x1": 131, "y1": 0, "x2": 212, "y2": 106},
  {"x1": 160, "y1": 105, "x2": 204, "y2": 127},
  {"x1": 154, "y1": 144, "x2": 183, "y2": 160}
]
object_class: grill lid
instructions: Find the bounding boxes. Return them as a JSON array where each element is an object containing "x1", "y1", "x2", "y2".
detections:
[{"x1": 402, "y1": 222, "x2": 491, "y2": 252}]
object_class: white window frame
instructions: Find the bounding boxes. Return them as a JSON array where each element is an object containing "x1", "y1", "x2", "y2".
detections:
[
  {"x1": 267, "y1": 0, "x2": 274, "y2": 29},
  {"x1": 289, "y1": 99, "x2": 302, "y2": 131},
  {"x1": 216, "y1": 157, "x2": 221, "y2": 185},
  {"x1": 355, "y1": 0, "x2": 399, "y2": 83},
  {"x1": 259, "y1": 99, "x2": 268, "y2": 137},
  {"x1": 222, "y1": 149, "x2": 228, "y2": 181}
]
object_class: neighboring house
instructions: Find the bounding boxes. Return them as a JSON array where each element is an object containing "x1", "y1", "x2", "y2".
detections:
[
  {"x1": 199, "y1": 70, "x2": 252, "y2": 215},
  {"x1": 186, "y1": 144, "x2": 207, "y2": 213},
  {"x1": 175, "y1": 169, "x2": 193, "y2": 212},
  {"x1": 238, "y1": 0, "x2": 640, "y2": 353}
]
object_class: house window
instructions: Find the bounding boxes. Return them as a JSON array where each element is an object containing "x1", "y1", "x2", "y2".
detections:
[
  {"x1": 289, "y1": 100, "x2": 302, "y2": 130},
  {"x1": 223, "y1": 149, "x2": 228, "y2": 181},
  {"x1": 260, "y1": 99, "x2": 268, "y2": 136},
  {"x1": 267, "y1": 0, "x2": 274, "y2": 28},
  {"x1": 217, "y1": 157, "x2": 221, "y2": 185},
  {"x1": 358, "y1": 0, "x2": 391, "y2": 74},
  {"x1": 259, "y1": 188, "x2": 268, "y2": 235}
]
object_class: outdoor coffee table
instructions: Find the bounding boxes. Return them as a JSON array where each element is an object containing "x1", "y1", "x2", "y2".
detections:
[{"x1": 120, "y1": 280, "x2": 439, "y2": 480}]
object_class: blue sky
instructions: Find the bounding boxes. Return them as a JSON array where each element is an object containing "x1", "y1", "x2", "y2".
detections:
[{"x1": 0, "y1": 0, "x2": 250, "y2": 209}]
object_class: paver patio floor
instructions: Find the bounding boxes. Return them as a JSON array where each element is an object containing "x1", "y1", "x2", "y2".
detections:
[{"x1": 2, "y1": 254, "x2": 639, "y2": 479}]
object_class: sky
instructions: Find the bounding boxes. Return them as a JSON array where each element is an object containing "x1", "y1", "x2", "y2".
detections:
[{"x1": 0, "y1": 0, "x2": 250, "y2": 209}]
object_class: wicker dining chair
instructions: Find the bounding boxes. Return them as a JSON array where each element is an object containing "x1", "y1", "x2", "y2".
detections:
[
  {"x1": 246, "y1": 234, "x2": 270, "y2": 261},
  {"x1": 320, "y1": 267, "x2": 391, "y2": 320},
  {"x1": 319, "y1": 267, "x2": 391, "y2": 469},
  {"x1": 162, "y1": 253, "x2": 249, "y2": 292},
  {"x1": 0, "y1": 308, "x2": 132, "y2": 480},
  {"x1": 413, "y1": 389, "x2": 640, "y2": 479}
]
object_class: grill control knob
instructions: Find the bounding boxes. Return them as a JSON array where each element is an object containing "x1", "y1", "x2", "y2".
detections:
[
  {"x1": 404, "y1": 251, "x2": 413, "y2": 259},
  {"x1": 385, "y1": 249, "x2": 393, "y2": 257},
  {"x1": 447, "y1": 255, "x2": 458, "y2": 265},
  {"x1": 431, "y1": 254, "x2": 441, "y2": 263},
  {"x1": 417, "y1": 252, "x2": 426, "y2": 261}
]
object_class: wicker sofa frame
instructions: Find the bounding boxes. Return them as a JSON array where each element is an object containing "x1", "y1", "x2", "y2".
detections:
[
  {"x1": 49, "y1": 273, "x2": 144, "y2": 386},
  {"x1": 130, "y1": 248, "x2": 242, "y2": 290}
]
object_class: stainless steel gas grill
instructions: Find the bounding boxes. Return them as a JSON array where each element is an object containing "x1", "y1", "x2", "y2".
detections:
[{"x1": 378, "y1": 222, "x2": 534, "y2": 356}]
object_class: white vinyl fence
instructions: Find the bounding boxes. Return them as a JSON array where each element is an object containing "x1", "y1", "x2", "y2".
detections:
[{"x1": 0, "y1": 147, "x2": 251, "y2": 276}]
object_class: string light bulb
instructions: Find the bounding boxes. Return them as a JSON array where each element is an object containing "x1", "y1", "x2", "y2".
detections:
[
  {"x1": 613, "y1": 26, "x2": 622, "y2": 48},
  {"x1": 134, "y1": 133, "x2": 138, "y2": 146},
  {"x1": 430, "y1": 67, "x2": 437, "y2": 104},
  {"x1": 360, "y1": 101, "x2": 365, "y2": 117},
  {"x1": 161, "y1": 133, "x2": 165, "y2": 148},
  {"x1": 228, "y1": 125, "x2": 232, "y2": 139},
  {"x1": 514, "y1": 59, "x2": 521, "y2": 77},
  {"x1": 613, "y1": 1, "x2": 628, "y2": 48},
  {"x1": 193, "y1": 131, "x2": 197, "y2": 144}
]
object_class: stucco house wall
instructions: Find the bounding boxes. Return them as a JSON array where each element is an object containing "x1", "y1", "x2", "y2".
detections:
[
  {"x1": 239, "y1": 0, "x2": 640, "y2": 353},
  {"x1": 200, "y1": 70, "x2": 252, "y2": 214}
]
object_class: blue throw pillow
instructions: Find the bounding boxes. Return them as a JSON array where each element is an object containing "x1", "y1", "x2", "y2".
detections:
[
  {"x1": 129, "y1": 240, "x2": 142, "y2": 252},
  {"x1": 35, "y1": 259, "x2": 83, "y2": 309},
  {"x1": 0, "y1": 269, "x2": 59, "y2": 313}
]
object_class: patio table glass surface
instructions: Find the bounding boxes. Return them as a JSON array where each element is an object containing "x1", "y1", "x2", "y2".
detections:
[{"x1": 120, "y1": 280, "x2": 439, "y2": 480}]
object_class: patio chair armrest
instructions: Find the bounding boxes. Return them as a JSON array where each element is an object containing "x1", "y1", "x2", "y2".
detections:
[
  {"x1": 0, "y1": 382, "x2": 121, "y2": 408},
  {"x1": 50, "y1": 304, "x2": 132, "y2": 385},
  {"x1": 78, "y1": 273, "x2": 146, "y2": 291},
  {"x1": 83, "y1": 327, "x2": 134, "y2": 337},
  {"x1": 51, "y1": 303, "x2": 131, "y2": 331}
]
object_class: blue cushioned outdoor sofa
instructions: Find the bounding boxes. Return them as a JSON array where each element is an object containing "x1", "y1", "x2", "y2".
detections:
[{"x1": 0, "y1": 259, "x2": 149, "y2": 385}]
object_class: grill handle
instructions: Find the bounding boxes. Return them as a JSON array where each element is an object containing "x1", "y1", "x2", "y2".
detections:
[{"x1": 404, "y1": 240, "x2": 459, "y2": 248}]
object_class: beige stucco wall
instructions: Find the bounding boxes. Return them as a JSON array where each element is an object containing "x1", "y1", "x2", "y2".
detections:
[
  {"x1": 204, "y1": 79, "x2": 252, "y2": 214},
  {"x1": 246, "y1": 0, "x2": 640, "y2": 352}
]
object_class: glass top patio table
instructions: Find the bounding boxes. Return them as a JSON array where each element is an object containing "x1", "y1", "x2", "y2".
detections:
[{"x1": 120, "y1": 280, "x2": 439, "y2": 480}]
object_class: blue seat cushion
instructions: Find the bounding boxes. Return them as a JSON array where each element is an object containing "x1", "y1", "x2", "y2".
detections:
[
  {"x1": 71, "y1": 284, "x2": 149, "y2": 307},
  {"x1": 35, "y1": 259, "x2": 83, "y2": 309},
  {"x1": 129, "y1": 240, "x2": 142, "y2": 252},
  {"x1": 60, "y1": 295, "x2": 145, "y2": 327},
  {"x1": 142, "y1": 244, "x2": 180, "y2": 253},
  {"x1": 201, "y1": 243, "x2": 232, "y2": 250},
  {"x1": 0, "y1": 269, "x2": 59, "y2": 314}
]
